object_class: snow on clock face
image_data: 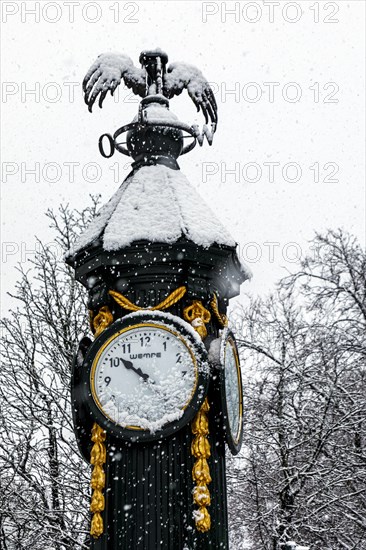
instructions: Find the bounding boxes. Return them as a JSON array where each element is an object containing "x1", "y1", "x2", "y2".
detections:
[
  {"x1": 220, "y1": 330, "x2": 243, "y2": 455},
  {"x1": 85, "y1": 312, "x2": 209, "y2": 441}
]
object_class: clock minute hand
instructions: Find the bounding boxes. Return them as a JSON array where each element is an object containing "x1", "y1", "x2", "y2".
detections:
[{"x1": 120, "y1": 358, "x2": 150, "y2": 382}]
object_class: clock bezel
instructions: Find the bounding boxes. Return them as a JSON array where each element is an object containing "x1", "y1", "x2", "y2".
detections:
[
  {"x1": 220, "y1": 329, "x2": 244, "y2": 455},
  {"x1": 80, "y1": 311, "x2": 209, "y2": 442}
]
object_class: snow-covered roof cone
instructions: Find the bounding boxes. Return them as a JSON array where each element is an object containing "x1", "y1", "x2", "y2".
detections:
[
  {"x1": 67, "y1": 163, "x2": 236, "y2": 256},
  {"x1": 66, "y1": 49, "x2": 250, "y2": 300}
]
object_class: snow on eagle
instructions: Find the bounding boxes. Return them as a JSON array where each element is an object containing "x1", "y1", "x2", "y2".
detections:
[{"x1": 83, "y1": 52, "x2": 218, "y2": 125}]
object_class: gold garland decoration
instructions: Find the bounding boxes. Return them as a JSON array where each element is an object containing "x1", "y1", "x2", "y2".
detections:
[
  {"x1": 191, "y1": 397, "x2": 212, "y2": 532},
  {"x1": 183, "y1": 300, "x2": 211, "y2": 340},
  {"x1": 183, "y1": 299, "x2": 212, "y2": 532},
  {"x1": 90, "y1": 423, "x2": 107, "y2": 538},
  {"x1": 109, "y1": 286, "x2": 187, "y2": 313},
  {"x1": 88, "y1": 305, "x2": 113, "y2": 538},
  {"x1": 210, "y1": 293, "x2": 228, "y2": 328}
]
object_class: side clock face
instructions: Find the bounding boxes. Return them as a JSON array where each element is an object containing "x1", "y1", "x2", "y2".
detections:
[
  {"x1": 220, "y1": 329, "x2": 243, "y2": 455},
  {"x1": 82, "y1": 312, "x2": 209, "y2": 442}
]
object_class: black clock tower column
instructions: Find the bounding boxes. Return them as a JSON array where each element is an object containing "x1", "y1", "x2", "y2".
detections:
[{"x1": 66, "y1": 49, "x2": 249, "y2": 549}]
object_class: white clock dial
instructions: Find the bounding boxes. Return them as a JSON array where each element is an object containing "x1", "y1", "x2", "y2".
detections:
[
  {"x1": 224, "y1": 339, "x2": 242, "y2": 443},
  {"x1": 91, "y1": 323, "x2": 198, "y2": 432}
]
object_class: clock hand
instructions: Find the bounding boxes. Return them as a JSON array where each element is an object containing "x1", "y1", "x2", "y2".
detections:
[{"x1": 120, "y1": 358, "x2": 151, "y2": 382}]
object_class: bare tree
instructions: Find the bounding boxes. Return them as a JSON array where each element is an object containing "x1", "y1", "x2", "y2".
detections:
[
  {"x1": 0, "y1": 199, "x2": 100, "y2": 549},
  {"x1": 228, "y1": 229, "x2": 366, "y2": 550}
]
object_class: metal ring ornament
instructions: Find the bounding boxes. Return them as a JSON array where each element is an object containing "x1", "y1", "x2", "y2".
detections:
[
  {"x1": 79, "y1": 311, "x2": 210, "y2": 443},
  {"x1": 98, "y1": 120, "x2": 204, "y2": 158}
]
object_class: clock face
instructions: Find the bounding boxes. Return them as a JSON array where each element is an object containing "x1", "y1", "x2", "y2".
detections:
[
  {"x1": 221, "y1": 331, "x2": 243, "y2": 454},
  {"x1": 92, "y1": 324, "x2": 197, "y2": 432},
  {"x1": 82, "y1": 312, "x2": 209, "y2": 441}
]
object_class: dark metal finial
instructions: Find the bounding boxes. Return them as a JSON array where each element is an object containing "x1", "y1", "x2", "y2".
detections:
[{"x1": 139, "y1": 49, "x2": 169, "y2": 97}]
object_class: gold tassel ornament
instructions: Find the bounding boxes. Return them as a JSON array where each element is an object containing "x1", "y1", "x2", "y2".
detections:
[
  {"x1": 183, "y1": 300, "x2": 211, "y2": 340},
  {"x1": 91, "y1": 305, "x2": 114, "y2": 338}
]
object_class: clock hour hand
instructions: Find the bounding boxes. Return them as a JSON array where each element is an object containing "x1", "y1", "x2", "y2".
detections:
[{"x1": 120, "y1": 358, "x2": 150, "y2": 382}]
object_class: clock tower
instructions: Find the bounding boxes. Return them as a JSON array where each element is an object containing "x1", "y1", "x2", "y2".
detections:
[{"x1": 66, "y1": 49, "x2": 250, "y2": 549}]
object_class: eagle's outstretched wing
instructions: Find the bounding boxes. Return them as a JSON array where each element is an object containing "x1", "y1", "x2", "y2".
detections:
[
  {"x1": 163, "y1": 62, "x2": 217, "y2": 125},
  {"x1": 83, "y1": 53, "x2": 146, "y2": 112}
]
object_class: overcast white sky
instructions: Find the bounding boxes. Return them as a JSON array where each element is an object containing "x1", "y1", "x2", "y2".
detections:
[{"x1": 1, "y1": 0, "x2": 365, "y2": 314}]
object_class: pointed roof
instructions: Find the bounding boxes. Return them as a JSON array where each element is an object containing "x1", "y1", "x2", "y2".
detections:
[{"x1": 67, "y1": 164, "x2": 237, "y2": 257}]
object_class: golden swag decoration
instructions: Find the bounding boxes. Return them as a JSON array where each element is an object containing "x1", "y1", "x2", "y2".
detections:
[{"x1": 109, "y1": 286, "x2": 187, "y2": 312}]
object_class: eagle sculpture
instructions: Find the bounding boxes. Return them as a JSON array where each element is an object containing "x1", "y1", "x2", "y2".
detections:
[{"x1": 83, "y1": 50, "x2": 218, "y2": 126}]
